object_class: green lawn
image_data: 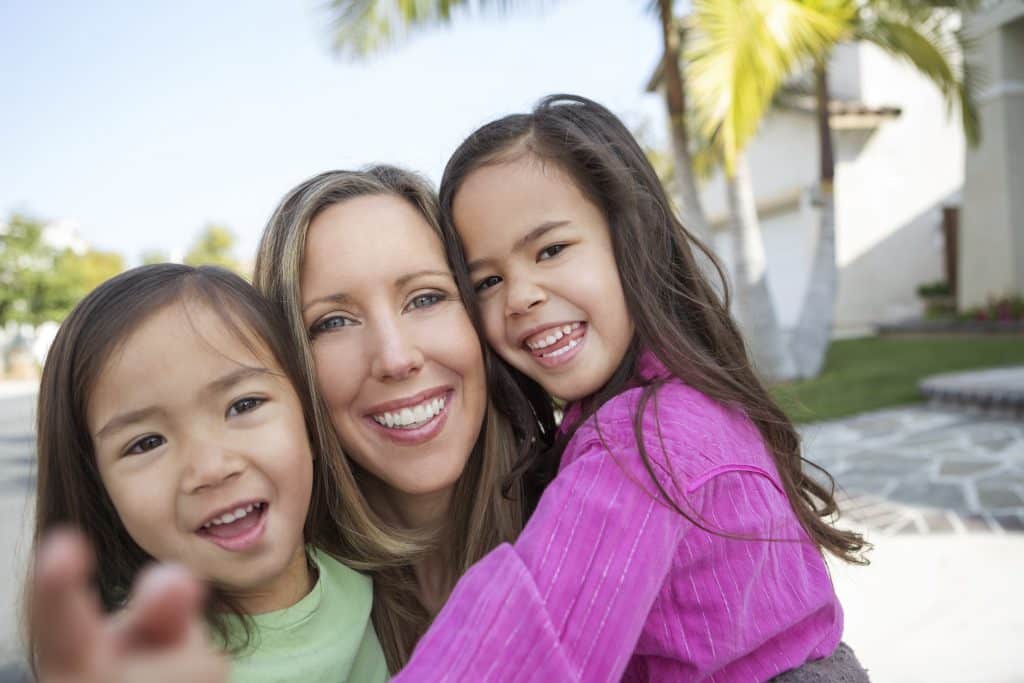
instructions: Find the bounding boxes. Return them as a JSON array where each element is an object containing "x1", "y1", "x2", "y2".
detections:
[{"x1": 771, "y1": 336, "x2": 1024, "y2": 424}]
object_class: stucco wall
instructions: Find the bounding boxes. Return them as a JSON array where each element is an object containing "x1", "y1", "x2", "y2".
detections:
[{"x1": 960, "y1": 15, "x2": 1024, "y2": 308}]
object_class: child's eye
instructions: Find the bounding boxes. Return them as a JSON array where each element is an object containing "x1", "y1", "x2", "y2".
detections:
[
  {"x1": 310, "y1": 314, "x2": 357, "y2": 336},
  {"x1": 227, "y1": 397, "x2": 265, "y2": 417},
  {"x1": 125, "y1": 434, "x2": 166, "y2": 456},
  {"x1": 474, "y1": 275, "x2": 502, "y2": 292},
  {"x1": 538, "y1": 244, "x2": 567, "y2": 261},
  {"x1": 405, "y1": 292, "x2": 445, "y2": 312}
]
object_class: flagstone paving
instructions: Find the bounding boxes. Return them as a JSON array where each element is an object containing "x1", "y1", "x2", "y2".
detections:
[{"x1": 801, "y1": 406, "x2": 1024, "y2": 534}]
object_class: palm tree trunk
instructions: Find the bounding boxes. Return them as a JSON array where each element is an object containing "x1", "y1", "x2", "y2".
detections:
[
  {"x1": 656, "y1": 0, "x2": 712, "y2": 245},
  {"x1": 791, "y1": 59, "x2": 837, "y2": 378},
  {"x1": 726, "y1": 152, "x2": 796, "y2": 382}
]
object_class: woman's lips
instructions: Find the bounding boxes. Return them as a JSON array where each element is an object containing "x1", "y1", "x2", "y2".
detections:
[{"x1": 364, "y1": 389, "x2": 453, "y2": 445}]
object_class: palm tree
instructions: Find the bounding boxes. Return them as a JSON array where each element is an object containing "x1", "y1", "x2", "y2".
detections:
[
  {"x1": 686, "y1": 0, "x2": 851, "y2": 380},
  {"x1": 789, "y1": 0, "x2": 981, "y2": 377},
  {"x1": 654, "y1": 2, "x2": 714, "y2": 245}
]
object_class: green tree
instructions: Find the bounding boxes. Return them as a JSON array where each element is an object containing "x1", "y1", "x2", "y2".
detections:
[
  {"x1": 141, "y1": 249, "x2": 170, "y2": 265},
  {"x1": 0, "y1": 214, "x2": 124, "y2": 326},
  {"x1": 184, "y1": 224, "x2": 240, "y2": 272}
]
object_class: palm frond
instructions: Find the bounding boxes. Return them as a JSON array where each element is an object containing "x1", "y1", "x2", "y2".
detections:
[
  {"x1": 856, "y1": 6, "x2": 981, "y2": 144},
  {"x1": 686, "y1": 0, "x2": 854, "y2": 175},
  {"x1": 328, "y1": 0, "x2": 531, "y2": 58}
]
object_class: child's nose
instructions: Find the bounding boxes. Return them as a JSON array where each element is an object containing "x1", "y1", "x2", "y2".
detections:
[
  {"x1": 182, "y1": 443, "x2": 245, "y2": 494},
  {"x1": 505, "y1": 278, "x2": 547, "y2": 317}
]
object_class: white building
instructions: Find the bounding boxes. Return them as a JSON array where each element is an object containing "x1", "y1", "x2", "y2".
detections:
[{"x1": 960, "y1": 0, "x2": 1024, "y2": 309}]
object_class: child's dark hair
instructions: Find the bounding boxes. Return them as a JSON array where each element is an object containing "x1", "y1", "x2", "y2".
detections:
[
  {"x1": 438, "y1": 94, "x2": 867, "y2": 564},
  {"x1": 28, "y1": 263, "x2": 362, "y2": 667}
]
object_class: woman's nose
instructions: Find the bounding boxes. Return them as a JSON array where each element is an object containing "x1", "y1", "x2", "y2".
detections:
[{"x1": 370, "y1": 317, "x2": 425, "y2": 382}]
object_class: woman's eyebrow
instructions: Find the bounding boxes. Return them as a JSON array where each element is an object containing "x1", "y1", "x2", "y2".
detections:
[
  {"x1": 394, "y1": 269, "x2": 453, "y2": 289},
  {"x1": 302, "y1": 291, "x2": 352, "y2": 313},
  {"x1": 466, "y1": 220, "x2": 570, "y2": 271}
]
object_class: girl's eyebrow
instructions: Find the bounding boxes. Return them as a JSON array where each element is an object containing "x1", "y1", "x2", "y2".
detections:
[
  {"x1": 203, "y1": 366, "x2": 274, "y2": 397},
  {"x1": 95, "y1": 367, "x2": 274, "y2": 440},
  {"x1": 466, "y1": 220, "x2": 570, "y2": 271},
  {"x1": 95, "y1": 406, "x2": 165, "y2": 441}
]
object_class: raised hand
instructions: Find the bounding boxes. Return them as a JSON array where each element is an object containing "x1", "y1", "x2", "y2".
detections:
[{"x1": 29, "y1": 529, "x2": 229, "y2": 683}]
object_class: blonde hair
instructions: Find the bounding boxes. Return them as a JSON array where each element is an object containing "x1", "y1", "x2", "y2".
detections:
[{"x1": 253, "y1": 166, "x2": 528, "y2": 670}]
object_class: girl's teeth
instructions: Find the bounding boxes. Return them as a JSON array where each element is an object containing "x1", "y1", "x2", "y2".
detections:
[
  {"x1": 203, "y1": 503, "x2": 261, "y2": 529},
  {"x1": 528, "y1": 323, "x2": 582, "y2": 350},
  {"x1": 541, "y1": 338, "x2": 581, "y2": 358}
]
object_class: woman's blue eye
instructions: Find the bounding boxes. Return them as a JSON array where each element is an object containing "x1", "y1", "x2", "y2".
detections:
[
  {"x1": 311, "y1": 314, "x2": 355, "y2": 335},
  {"x1": 126, "y1": 434, "x2": 165, "y2": 455},
  {"x1": 228, "y1": 397, "x2": 265, "y2": 417},
  {"x1": 407, "y1": 293, "x2": 443, "y2": 311},
  {"x1": 474, "y1": 275, "x2": 502, "y2": 292},
  {"x1": 538, "y1": 244, "x2": 567, "y2": 261}
]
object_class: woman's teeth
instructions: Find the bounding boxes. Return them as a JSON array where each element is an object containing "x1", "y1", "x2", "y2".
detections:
[
  {"x1": 526, "y1": 322, "x2": 581, "y2": 351},
  {"x1": 372, "y1": 396, "x2": 445, "y2": 429},
  {"x1": 201, "y1": 502, "x2": 263, "y2": 530}
]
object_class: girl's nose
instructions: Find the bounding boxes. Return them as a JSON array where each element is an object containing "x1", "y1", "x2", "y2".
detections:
[
  {"x1": 182, "y1": 442, "x2": 244, "y2": 494},
  {"x1": 504, "y1": 277, "x2": 547, "y2": 317}
]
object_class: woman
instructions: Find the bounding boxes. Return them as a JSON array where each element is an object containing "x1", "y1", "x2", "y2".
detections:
[{"x1": 253, "y1": 166, "x2": 553, "y2": 667}]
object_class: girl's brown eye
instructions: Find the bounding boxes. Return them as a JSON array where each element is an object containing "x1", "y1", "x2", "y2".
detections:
[
  {"x1": 228, "y1": 397, "x2": 265, "y2": 417},
  {"x1": 126, "y1": 434, "x2": 166, "y2": 455},
  {"x1": 538, "y1": 244, "x2": 567, "y2": 261},
  {"x1": 474, "y1": 275, "x2": 502, "y2": 292}
]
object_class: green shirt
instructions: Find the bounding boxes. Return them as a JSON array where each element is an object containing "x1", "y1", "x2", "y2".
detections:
[{"x1": 226, "y1": 549, "x2": 389, "y2": 683}]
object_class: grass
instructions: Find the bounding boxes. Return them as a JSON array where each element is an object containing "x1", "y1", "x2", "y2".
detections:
[{"x1": 770, "y1": 335, "x2": 1024, "y2": 424}]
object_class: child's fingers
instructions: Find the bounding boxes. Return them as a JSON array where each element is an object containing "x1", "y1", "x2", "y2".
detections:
[
  {"x1": 111, "y1": 563, "x2": 205, "y2": 651},
  {"x1": 30, "y1": 529, "x2": 103, "y2": 675}
]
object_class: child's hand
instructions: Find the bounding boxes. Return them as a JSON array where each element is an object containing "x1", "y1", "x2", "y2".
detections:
[{"x1": 30, "y1": 529, "x2": 229, "y2": 683}]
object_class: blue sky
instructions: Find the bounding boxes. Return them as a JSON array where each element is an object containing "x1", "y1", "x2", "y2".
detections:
[{"x1": 1, "y1": 0, "x2": 668, "y2": 263}]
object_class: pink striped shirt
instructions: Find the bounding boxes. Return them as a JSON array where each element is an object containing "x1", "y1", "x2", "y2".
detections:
[{"x1": 395, "y1": 353, "x2": 842, "y2": 681}]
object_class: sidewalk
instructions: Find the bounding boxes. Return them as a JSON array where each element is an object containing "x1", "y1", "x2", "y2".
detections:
[{"x1": 801, "y1": 404, "x2": 1024, "y2": 682}]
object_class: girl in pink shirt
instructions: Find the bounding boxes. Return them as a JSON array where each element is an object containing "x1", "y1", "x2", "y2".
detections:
[{"x1": 395, "y1": 94, "x2": 870, "y2": 681}]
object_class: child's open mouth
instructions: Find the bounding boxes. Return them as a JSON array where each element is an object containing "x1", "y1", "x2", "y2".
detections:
[
  {"x1": 523, "y1": 322, "x2": 587, "y2": 367},
  {"x1": 196, "y1": 501, "x2": 268, "y2": 551}
]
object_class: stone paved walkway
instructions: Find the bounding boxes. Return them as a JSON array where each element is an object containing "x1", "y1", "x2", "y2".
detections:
[{"x1": 801, "y1": 406, "x2": 1024, "y2": 535}]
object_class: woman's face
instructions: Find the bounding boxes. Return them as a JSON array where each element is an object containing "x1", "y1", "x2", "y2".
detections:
[{"x1": 300, "y1": 194, "x2": 487, "y2": 519}]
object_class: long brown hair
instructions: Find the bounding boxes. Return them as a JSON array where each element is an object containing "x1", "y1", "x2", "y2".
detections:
[
  {"x1": 28, "y1": 264, "x2": 397, "y2": 669},
  {"x1": 438, "y1": 94, "x2": 867, "y2": 564},
  {"x1": 254, "y1": 165, "x2": 555, "y2": 669}
]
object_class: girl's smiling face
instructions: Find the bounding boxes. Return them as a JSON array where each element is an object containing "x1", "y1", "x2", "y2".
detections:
[
  {"x1": 452, "y1": 157, "x2": 633, "y2": 402},
  {"x1": 300, "y1": 194, "x2": 487, "y2": 523},
  {"x1": 89, "y1": 302, "x2": 314, "y2": 614}
]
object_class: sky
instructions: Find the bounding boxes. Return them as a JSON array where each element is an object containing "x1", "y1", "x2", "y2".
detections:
[{"x1": 1, "y1": 0, "x2": 668, "y2": 264}]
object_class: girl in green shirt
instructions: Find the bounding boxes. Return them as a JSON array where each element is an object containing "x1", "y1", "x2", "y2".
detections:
[{"x1": 28, "y1": 263, "x2": 389, "y2": 682}]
